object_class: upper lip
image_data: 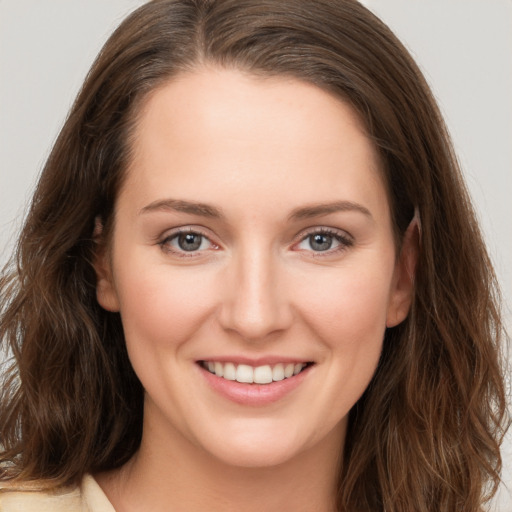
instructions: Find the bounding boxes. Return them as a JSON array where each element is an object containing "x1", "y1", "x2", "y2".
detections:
[{"x1": 197, "y1": 356, "x2": 313, "y2": 366}]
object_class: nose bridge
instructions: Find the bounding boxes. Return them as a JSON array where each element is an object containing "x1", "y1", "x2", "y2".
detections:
[{"x1": 219, "y1": 241, "x2": 291, "y2": 340}]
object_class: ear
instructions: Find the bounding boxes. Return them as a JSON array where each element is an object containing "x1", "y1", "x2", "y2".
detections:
[
  {"x1": 93, "y1": 217, "x2": 120, "y2": 312},
  {"x1": 386, "y1": 217, "x2": 420, "y2": 328}
]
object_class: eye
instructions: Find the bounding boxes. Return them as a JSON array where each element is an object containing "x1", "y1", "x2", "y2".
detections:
[
  {"x1": 160, "y1": 229, "x2": 216, "y2": 254},
  {"x1": 295, "y1": 229, "x2": 353, "y2": 254},
  {"x1": 303, "y1": 233, "x2": 336, "y2": 252}
]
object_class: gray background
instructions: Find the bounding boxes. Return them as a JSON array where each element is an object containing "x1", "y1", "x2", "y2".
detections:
[{"x1": 0, "y1": 1, "x2": 510, "y2": 509}]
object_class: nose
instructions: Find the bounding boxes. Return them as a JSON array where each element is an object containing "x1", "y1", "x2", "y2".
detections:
[{"x1": 218, "y1": 247, "x2": 293, "y2": 341}]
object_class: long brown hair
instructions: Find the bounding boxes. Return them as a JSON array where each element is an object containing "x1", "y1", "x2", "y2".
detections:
[{"x1": 1, "y1": 1, "x2": 508, "y2": 510}]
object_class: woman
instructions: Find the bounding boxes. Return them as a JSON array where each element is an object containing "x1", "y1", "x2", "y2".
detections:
[{"x1": 0, "y1": 1, "x2": 508, "y2": 511}]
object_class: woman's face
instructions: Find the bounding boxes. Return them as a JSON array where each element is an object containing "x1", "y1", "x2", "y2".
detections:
[{"x1": 96, "y1": 68, "x2": 415, "y2": 469}]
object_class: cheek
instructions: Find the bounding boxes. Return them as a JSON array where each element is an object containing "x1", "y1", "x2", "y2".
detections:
[
  {"x1": 280, "y1": 259, "x2": 395, "y2": 437},
  {"x1": 296, "y1": 258, "x2": 394, "y2": 354},
  {"x1": 114, "y1": 259, "x2": 217, "y2": 354}
]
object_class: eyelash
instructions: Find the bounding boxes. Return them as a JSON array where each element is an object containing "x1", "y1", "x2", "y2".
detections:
[
  {"x1": 158, "y1": 227, "x2": 353, "y2": 258},
  {"x1": 293, "y1": 228, "x2": 354, "y2": 257},
  {"x1": 158, "y1": 228, "x2": 218, "y2": 257}
]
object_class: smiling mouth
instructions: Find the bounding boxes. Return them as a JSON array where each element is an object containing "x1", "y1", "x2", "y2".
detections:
[{"x1": 200, "y1": 361, "x2": 313, "y2": 385}]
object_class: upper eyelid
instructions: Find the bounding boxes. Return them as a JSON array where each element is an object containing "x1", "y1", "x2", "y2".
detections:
[
  {"x1": 158, "y1": 229, "x2": 219, "y2": 259},
  {"x1": 292, "y1": 227, "x2": 354, "y2": 256},
  {"x1": 156, "y1": 225, "x2": 353, "y2": 249},
  {"x1": 158, "y1": 227, "x2": 219, "y2": 252},
  {"x1": 159, "y1": 226, "x2": 215, "y2": 242},
  {"x1": 295, "y1": 226, "x2": 353, "y2": 242}
]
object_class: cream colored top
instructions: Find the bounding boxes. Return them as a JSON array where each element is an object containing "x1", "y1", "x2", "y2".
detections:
[{"x1": 0, "y1": 475, "x2": 115, "y2": 512}]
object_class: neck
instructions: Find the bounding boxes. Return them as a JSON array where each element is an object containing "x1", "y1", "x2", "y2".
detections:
[{"x1": 97, "y1": 403, "x2": 345, "y2": 512}]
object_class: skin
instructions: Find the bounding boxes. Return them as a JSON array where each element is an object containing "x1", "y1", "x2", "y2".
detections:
[{"x1": 94, "y1": 67, "x2": 417, "y2": 512}]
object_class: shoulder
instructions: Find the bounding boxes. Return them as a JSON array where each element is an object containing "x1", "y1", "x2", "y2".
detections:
[
  {"x1": 0, "y1": 484, "x2": 81, "y2": 512},
  {"x1": 0, "y1": 474, "x2": 114, "y2": 512}
]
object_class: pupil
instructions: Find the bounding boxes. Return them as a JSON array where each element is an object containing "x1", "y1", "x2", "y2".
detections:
[
  {"x1": 178, "y1": 233, "x2": 202, "y2": 251},
  {"x1": 310, "y1": 234, "x2": 332, "y2": 251}
]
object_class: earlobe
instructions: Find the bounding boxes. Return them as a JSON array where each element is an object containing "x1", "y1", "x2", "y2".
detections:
[
  {"x1": 93, "y1": 218, "x2": 120, "y2": 313},
  {"x1": 386, "y1": 216, "x2": 420, "y2": 328}
]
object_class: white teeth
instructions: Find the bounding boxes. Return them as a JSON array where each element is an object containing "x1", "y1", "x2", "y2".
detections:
[
  {"x1": 223, "y1": 362, "x2": 236, "y2": 381},
  {"x1": 236, "y1": 364, "x2": 254, "y2": 383},
  {"x1": 254, "y1": 365, "x2": 273, "y2": 384},
  {"x1": 204, "y1": 361, "x2": 309, "y2": 384},
  {"x1": 214, "y1": 361, "x2": 224, "y2": 377},
  {"x1": 284, "y1": 363, "x2": 295, "y2": 378},
  {"x1": 272, "y1": 363, "x2": 285, "y2": 382}
]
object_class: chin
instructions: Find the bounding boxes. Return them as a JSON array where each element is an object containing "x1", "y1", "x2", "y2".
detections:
[
  {"x1": 207, "y1": 438, "x2": 305, "y2": 469},
  {"x1": 194, "y1": 417, "x2": 341, "y2": 470}
]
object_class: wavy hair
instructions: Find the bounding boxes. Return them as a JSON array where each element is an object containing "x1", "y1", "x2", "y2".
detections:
[{"x1": 0, "y1": 1, "x2": 508, "y2": 510}]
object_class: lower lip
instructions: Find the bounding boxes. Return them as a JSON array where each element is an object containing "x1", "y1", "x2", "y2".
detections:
[{"x1": 199, "y1": 364, "x2": 312, "y2": 406}]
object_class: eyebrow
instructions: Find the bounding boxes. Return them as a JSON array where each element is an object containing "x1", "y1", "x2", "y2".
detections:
[
  {"x1": 288, "y1": 201, "x2": 373, "y2": 221},
  {"x1": 139, "y1": 199, "x2": 224, "y2": 219},
  {"x1": 139, "y1": 198, "x2": 372, "y2": 221}
]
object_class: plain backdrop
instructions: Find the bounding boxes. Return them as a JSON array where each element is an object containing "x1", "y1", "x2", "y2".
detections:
[{"x1": 0, "y1": 1, "x2": 510, "y2": 509}]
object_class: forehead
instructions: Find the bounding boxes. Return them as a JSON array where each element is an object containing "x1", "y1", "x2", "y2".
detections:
[{"x1": 119, "y1": 67, "x2": 388, "y2": 222}]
